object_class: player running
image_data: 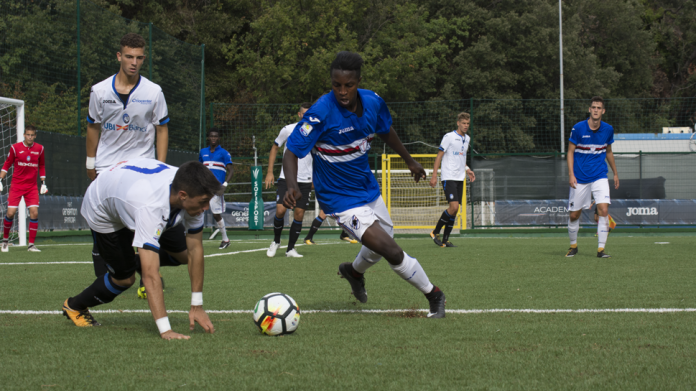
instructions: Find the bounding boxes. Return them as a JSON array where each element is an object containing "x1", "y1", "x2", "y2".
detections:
[
  {"x1": 566, "y1": 96, "x2": 619, "y2": 258},
  {"x1": 62, "y1": 159, "x2": 219, "y2": 339},
  {"x1": 199, "y1": 128, "x2": 233, "y2": 249},
  {"x1": 85, "y1": 33, "x2": 172, "y2": 297},
  {"x1": 264, "y1": 102, "x2": 314, "y2": 258},
  {"x1": 429, "y1": 113, "x2": 476, "y2": 247},
  {"x1": 282, "y1": 51, "x2": 446, "y2": 318},
  {"x1": 1, "y1": 125, "x2": 47, "y2": 252}
]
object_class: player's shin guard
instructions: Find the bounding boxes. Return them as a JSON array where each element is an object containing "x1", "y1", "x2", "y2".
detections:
[
  {"x1": 442, "y1": 214, "x2": 456, "y2": 242},
  {"x1": 597, "y1": 215, "x2": 609, "y2": 249},
  {"x1": 434, "y1": 210, "x2": 450, "y2": 235},
  {"x1": 28, "y1": 219, "x2": 38, "y2": 244},
  {"x1": 352, "y1": 245, "x2": 382, "y2": 273},
  {"x1": 389, "y1": 252, "x2": 434, "y2": 294},
  {"x1": 568, "y1": 218, "x2": 579, "y2": 245},
  {"x1": 3, "y1": 216, "x2": 13, "y2": 240},
  {"x1": 217, "y1": 219, "x2": 228, "y2": 241},
  {"x1": 287, "y1": 219, "x2": 302, "y2": 251},
  {"x1": 273, "y1": 216, "x2": 284, "y2": 243},
  {"x1": 92, "y1": 241, "x2": 109, "y2": 278},
  {"x1": 68, "y1": 272, "x2": 130, "y2": 310},
  {"x1": 304, "y1": 216, "x2": 324, "y2": 241}
]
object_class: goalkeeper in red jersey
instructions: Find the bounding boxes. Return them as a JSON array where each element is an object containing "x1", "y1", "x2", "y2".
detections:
[{"x1": 0, "y1": 125, "x2": 47, "y2": 252}]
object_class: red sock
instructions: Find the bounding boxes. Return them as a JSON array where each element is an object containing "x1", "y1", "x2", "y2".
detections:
[
  {"x1": 3, "y1": 216, "x2": 12, "y2": 240},
  {"x1": 29, "y1": 219, "x2": 38, "y2": 244}
]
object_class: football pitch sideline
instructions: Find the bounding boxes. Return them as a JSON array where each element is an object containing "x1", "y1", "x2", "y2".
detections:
[{"x1": 1, "y1": 236, "x2": 696, "y2": 390}]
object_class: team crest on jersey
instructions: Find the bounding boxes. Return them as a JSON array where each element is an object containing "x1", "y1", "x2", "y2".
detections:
[
  {"x1": 300, "y1": 123, "x2": 313, "y2": 136},
  {"x1": 123, "y1": 113, "x2": 130, "y2": 124},
  {"x1": 350, "y1": 215, "x2": 360, "y2": 230},
  {"x1": 359, "y1": 139, "x2": 370, "y2": 153},
  {"x1": 26, "y1": 156, "x2": 31, "y2": 162}
]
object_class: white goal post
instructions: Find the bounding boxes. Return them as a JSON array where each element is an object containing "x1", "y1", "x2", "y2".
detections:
[{"x1": 0, "y1": 97, "x2": 27, "y2": 246}]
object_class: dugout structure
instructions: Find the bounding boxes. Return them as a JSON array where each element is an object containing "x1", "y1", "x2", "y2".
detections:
[
  {"x1": 380, "y1": 154, "x2": 466, "y2": 231},
  {"x1": 0, "y1": 97, "x2": 27, "y2": 246}
]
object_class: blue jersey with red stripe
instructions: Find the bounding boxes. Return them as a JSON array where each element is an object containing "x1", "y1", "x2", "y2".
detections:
[
  {"x1": 199, "y1": 146, "x2": 232, "y2": 184},
  {"x1": 569, "y1": 120, "x2": 614, "y2": 184},
  {"x1": 286, "y1": 89, "x2": 392, "y2": 214}
]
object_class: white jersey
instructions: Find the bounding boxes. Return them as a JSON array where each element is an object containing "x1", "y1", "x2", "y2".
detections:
[
  {"x1": 87, "y1": 74, "x2": 169, "y2": 173},
  {"x1": 81, "y1": 158, "x2": 203, "y2": 252},
  {"x1": 275, "y1": 122, "x2": 313, "y2": 183},
  {"x1": 439, "y1": 130, "x2": 470, "y2": 181}
]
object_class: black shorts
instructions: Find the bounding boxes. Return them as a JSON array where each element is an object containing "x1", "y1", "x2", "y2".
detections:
[
  {"x1": 91, "y1": 224, "x2": 187, "y2": 280},
  {"x1": 442, "y1": 180, "x2": 464, "y2": 204},
  {"x1": 276, "y1": 178, "x2": 312, "y2": 210}
]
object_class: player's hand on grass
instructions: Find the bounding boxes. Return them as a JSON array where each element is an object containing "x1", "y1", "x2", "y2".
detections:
[
  {"x1": 189, "y1": 306, "x2": 215, "y2": 333},
  {"x1": 569, "y1": 175, "x2": 577, "y2": 189},
  {"x1": 87, "y1": 168, "x2": 97, "y2": 181},
  {"x1": 613, "y1": 174, "x2": 620, "y2": 189},
  {"x1": 408, "y1": 161, "x2": 426, "y2": 183},
  {"x1": 264, "y1": 172, "x2": 275, "y2": 189},
  {"x1": 283, "y1": 188, "x2": 302, "y2": 209},
  {"x1": 160, "y1": 330, "x2": 191, "y2": 340}
]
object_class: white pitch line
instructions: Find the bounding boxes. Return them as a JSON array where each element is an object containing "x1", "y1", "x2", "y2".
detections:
[
  {"x1": 3, "y1": 308, "x2": 696, "y2": 315},
  {"x1": 0, "y1": 261, "x2": 93, "y2": 265}
]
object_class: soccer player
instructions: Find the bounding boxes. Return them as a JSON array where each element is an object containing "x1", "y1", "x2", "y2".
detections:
[
  {"x1": 566, "y1": 96, "x2": 619, "y2": 258},
  {"x1": 303, "y1": 210, "x2": 358, "y2": 245},
  {"x1": 282, "y1": 51, "x2": 446, "y2": 318},
  {"x1": 0, "y1": 125, "x2": 47, "y2": 252},
  {"x1": 429, "y1": 113, "x2": 476, "y2": 247},
  {"x1": 62, "y1": 159, "x2": 219, "y2": 340},
  {"x1": 199, "y1": 128, "x2": 233, "y2": 249},
  {"x1": 85, "y1": 33, "x2": 170, "y2": 282},
  {"x1": 264, "y1": 102, "x2": 314, "y2": 258}
]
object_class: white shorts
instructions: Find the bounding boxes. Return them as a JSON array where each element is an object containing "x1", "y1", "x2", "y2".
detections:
[
  {"x1": 568, "y1": 178, "x2": 611, "y2": 211},
  {"x1": 330, "y1": 196, "x2": 394, "y2": 242},
  {"x1": 210, "y1": 194, "x2": 226, "y2": 215}
]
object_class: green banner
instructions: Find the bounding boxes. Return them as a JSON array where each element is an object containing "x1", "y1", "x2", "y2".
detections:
[{"x1": 248, "y1": 166, "x2": 264, "y2": 230}]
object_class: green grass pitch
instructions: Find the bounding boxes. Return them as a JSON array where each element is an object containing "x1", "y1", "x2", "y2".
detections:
[{"x1": 1, "y1": 235, "x2": 696, "y2": 390}]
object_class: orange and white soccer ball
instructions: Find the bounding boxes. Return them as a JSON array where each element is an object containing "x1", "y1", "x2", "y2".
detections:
[{"x1": 252, "y1": 293, "x2": 300, "y2": 336}]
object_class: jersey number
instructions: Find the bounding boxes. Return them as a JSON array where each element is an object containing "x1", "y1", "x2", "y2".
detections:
[{"x1": 122, "y1": 163, "x2": 169, "y2": 174}]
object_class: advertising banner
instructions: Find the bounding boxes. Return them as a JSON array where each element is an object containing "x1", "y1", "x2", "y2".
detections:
[
  {"x1": 205, "y1": 202, "x2": 277, "y2": 228},
  {"x1": 248, "y1": 165, "x2": 264, "y2": 230}
]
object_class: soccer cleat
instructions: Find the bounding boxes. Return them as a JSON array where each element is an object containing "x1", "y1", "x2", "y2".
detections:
[
  {"x1": 443, "y1": 241, "x2": 456, "y2": 248},
  {"x1": 267, "y1": 241, "x2": 281, "y2": 257},
  {"x1": 1, "y1": 240, "x2": 8, "y2": 253},
  {"x1": 597, "y1": 250, "x2": 611, "y2": 258},
  {"x1": 219, "y1": 240, "x2": 230, "y2": 250},
  {"x1": 425, "y1": 287, "x2": 446, "y2": 318},
  {"x1": 62, "y1": 299, "x2": 101, "y2": 327},
  {"x1": 209, "y1": 228, "x2": 220, "y2": 240},
  {"x1": 338, "y1": 262, "x2": 367, "y2": 303},
  {"x1": 136, "y1": 272, "x2": 165, "y2": 299},
  {"x1": 430, "y1": 231, "x2": 444, "y2": 247},
  {"x1": 304, "y1": 239, "x2": 316, "y2": 245},
  {"x1": 27, "y1": 244, "x2": 41, "y2": 252},
  {"x1": 565, "y1": 246, "x2": 578, "y2": 257},
  {"x1": 339, "y1": 231, "x2": 358, "y2": 244},
  {"x1": 285, "y1": 249, "x2": 304, "y2": 258}
]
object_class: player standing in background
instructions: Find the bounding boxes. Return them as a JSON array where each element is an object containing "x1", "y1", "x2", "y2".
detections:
[
  {"x1": 0, "y1": 125, "x2": 48, "y2": 252},
  {"x1": 62, "y1": 159, "x2": 218, "y2": 339},
  {"x1": 303, "y1": 209, "x2": 358, "y2": 245},
  {"x1": 566, "y1": 96, "x2": 619, "y2": 258},
  {"x1": 429, "y1": 113, "x2": 476, "y2": 247},
  {"x1": 199, "y1": 128, "x2": 233, "y2": 249},
  {"x1": 85, "y1": 33, "x2": 171, "y2": 287},
  {"x1": 283, "y1": 51, "x2": 446, "y2": 318},
  {"x1": 264, "y1": 102, "x2": 313, "y2": 258}
]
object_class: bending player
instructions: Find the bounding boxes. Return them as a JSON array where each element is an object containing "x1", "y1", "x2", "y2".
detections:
[
  {"x1": 199, "y1": 127, "x2": 233, "y2": 249},
  {"x1": 283, "y1": 51, "x2": 446, "y2": 318},
  {"x1": 1, "y1": 125, "x2": 48, "y2": 252},
  {"x1": 264, "y1": 102, "x2": 313, "y2": 258},
  {"x1": 62, "y1": 159, "x2": 219, "y2": 339},
  {"x1": 566, "y1": 96, "x2": 619, "y2": 258},
  {"x1": 429, "y1": 113, "x2": 475, "y2": 247}
]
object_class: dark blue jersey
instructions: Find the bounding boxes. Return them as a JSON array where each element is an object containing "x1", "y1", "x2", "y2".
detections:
[
  {"x1": 199, "y1": 146, "x2": 232, "y2": 184},
  {"x1": 286, "y1": 89, "x2": 392, "y2": 214},
  {"x1": 569, "y1": 120, "x2": 614, "y2": 184}
]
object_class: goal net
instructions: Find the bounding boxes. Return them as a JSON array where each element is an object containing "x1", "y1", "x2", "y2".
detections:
[
  {"x1": 380, "y1": 154, "x2": 466, "y2": 232},
  {"x1": 0, "y1": 97, "x2": 27, "y2": 246}
]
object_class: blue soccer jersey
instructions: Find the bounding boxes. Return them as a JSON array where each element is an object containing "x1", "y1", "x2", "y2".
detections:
[
  {"x1": 199, "y1": 146, "x2": 232, "y2": 184},
  {"x1": 568, "y1": 120, "x2": 614, "y2": 184},
  {"x1": 286, "y1": 89, "x2": 392, "y2": 214}
]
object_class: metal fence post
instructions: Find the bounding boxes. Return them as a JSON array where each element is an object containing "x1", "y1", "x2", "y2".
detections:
[
  {"x1": 639, "y1": 150, "x2": 642, "y2": 199},
  {"x1": 76, "y1": 0, "x2": 81, "y2": 137},
  {"x1": 199, "y1": 44, "x2": 205, "y2": 151},
  {"x1": 470, "y1": 97, "x2": 475, "y2": 230},
  {"x1": 148, "y1": 23, "x2": 153, "y2": 80}
]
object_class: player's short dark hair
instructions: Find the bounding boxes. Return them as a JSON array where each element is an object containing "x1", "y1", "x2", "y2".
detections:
[
  {"x1": 330, "y1": 51, "x2": 363, "y2": 79},
  {"x1": 300, "y1": 102, "x2": 312, "y2": 110},
  {"x1": 590, "y1": 96, "x2": 604, "y2": 108},
  {"x1": 172, "y1": 161, "x2": 223, "y2": 198},
  {"x1": 120, "y1": 33, "x2": 146, "y2": 50},
  {"x1": 207, "y1": 127, "x2": 222, "y2": 137},
  {"x1": 24, "y1": 124, "x2": 37, "y2": 133}
]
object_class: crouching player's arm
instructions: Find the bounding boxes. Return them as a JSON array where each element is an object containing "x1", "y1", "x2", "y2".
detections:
[
  {"x1": 186, "y1": 230, "x2": 215, "y2": 334},
  {"x1": 139, "y1": 248, "x2": 191, "y2": 340}
]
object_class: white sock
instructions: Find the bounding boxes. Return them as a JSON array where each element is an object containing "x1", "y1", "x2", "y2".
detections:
[
  {"x1": 217, "y1": 220, "x2": 228, "y2": 241},
  {"x1": 597, "y1": 216, "x2": 609, "y2": 249},
  {"x1": 352, "y1": 246, "x2": 382, "y2": 273},
  {"x1": 389, "y1": 252, "x2": 433, "y2": 294},
  {"x1": 568, "y1": 218, "x2": 579, "y2": 245}
]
